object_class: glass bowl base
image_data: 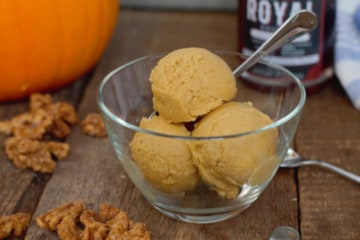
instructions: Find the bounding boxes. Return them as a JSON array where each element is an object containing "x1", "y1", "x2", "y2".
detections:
[{"x1": 151, "y1": 203, "x2": 250, "y2": 224}]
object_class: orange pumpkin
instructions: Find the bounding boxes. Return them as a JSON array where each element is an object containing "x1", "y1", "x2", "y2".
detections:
[{"x1": 0, "y1": 0, "x2": 119, "y2": 102}]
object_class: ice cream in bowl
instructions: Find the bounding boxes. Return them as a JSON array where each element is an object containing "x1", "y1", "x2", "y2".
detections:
[{"x1": 97, "y1": 48, "x2": 305, "y2": 224}]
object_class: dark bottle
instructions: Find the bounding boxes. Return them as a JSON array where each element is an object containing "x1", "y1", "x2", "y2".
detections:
[{"x1": 238, "y1": 0, "x2": 335, "y2": 89}]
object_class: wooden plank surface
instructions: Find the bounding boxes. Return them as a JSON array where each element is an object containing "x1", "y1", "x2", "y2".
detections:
[
  {"x1": 0, "y1": 9, "x2": 359, "y2": 240},
  {"x1": 296, "y1": 80, "x2": 360, "y2": 240},
  {"x1": 25, "y1": 10, "x2": 298, "y2": 240}
]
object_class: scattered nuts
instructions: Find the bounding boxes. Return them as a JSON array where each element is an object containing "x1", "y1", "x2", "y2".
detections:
[
  {"x1": 0, "y1": 213, "x2": 31, "y2": 239},
  {"x1": 36, "y1": 201, "x2": 151, "y2": 240},
  {"x1": 81, "y1": 113, "x2": 107, "y2": 138}
]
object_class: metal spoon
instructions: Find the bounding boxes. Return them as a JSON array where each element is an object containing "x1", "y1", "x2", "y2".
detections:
[
  {"x1": 230, "y1": 10, "x2": 359, "y2": 185},
  {"x1": 269, "y1": 226, "x2": 300, "y2": 240},
  {"x1": 281, "y1": 148, "x2": 360, "y2": 184},
  {"x1": 233, "y1": 10, "x2": 317, "y2": 76}
]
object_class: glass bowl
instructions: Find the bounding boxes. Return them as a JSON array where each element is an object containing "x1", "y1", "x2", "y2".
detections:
[{"x1": 97, "y1": 51, "x2": 306, "y2": 224}]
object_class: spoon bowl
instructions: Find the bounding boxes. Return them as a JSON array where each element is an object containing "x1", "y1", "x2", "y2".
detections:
[
  {"x1": 281, "y1": 148, "x2": 360, "y2": 184},
  {"x1": 269, "y1": 226, "x2": 300, "y2": 240}
]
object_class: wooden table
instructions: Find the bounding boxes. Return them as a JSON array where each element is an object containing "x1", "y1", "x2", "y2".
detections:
[{"x1": 1, "y1": 9, "x2": 359, "y2": 240}]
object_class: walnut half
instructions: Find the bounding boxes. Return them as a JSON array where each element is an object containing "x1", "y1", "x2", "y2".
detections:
[
  {"x1": 0, "y1": 213, "x2": 31, "y2": 239},
  {"x1": 81, "y1": 113, "x2": 107, "y2": 138},
  {"x1": 5, "y1": 137, "x2": 70, "y2": 173},
  {"x1": 36, "y1": 201, "x2": 152, "y2": 240}
]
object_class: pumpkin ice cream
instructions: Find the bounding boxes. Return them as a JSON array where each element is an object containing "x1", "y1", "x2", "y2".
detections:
[
  {"x1": 129, "y1": 115, "x2": 199, "y2": 194},
  {"x1": 189, "y1": 102, "x2": 278, "y2": 199},
  {"x1": 149, "y1": 48, "x2": 237, "y2": 123},
  {"x1": 130, "y1": 48, "x2": 279, "y2": 199}
]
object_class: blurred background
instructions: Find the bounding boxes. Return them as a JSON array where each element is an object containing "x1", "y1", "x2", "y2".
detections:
[{"x1": 121, "y1": 0, "x2": 238, "y2": 11}]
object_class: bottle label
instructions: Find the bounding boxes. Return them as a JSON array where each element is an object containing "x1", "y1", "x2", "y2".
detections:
[{"x1": 238, "y1": 0, "x2": 331, "y2": 85}]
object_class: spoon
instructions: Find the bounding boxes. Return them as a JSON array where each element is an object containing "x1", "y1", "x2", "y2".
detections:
[
  {"x1": 229, "y1": 11, "x2": 359, "y2": 183},
  {"x1": 269, "y1": 226, "x2": 300, "y2": 240},
  {"x1": 281, "y1": 148, "x2": 360, "y2": 184},
  {"x1": 233, "y1": 10, "x2": 317, "y2": 76}
]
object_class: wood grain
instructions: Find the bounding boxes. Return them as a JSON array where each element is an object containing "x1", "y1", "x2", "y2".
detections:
[
  {"x1": 296, "y1": 80, "x2": 360, "y2": 240},
  {"x1": 0, "y1": 76, "x2": 89, "y2": 240},
  {"x1": 0, "y1": 9, "x2": 359, "y2": 240},
  {"x1": 26, "y1": 10, "x2": 298, "y2": 239}
]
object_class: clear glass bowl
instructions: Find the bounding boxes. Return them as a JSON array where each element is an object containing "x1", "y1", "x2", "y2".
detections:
[{"x1": 97, "y1": 51, "x2": 306, "y2": 224}]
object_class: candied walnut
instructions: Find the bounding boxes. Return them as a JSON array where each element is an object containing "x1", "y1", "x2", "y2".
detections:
[
  {"x1": 36, "y1": 201, "x2": 85, "y2": 231},
  {"x1": 56, "y1": 215, "x2": 82, "y2": 240},
  {"x1": 1, "y1": 93, "x2": 76, "y2": 174},
  {"x1": 98, "y1": 204, "x2": 123, "y2": 222},
  {"x1": 46, "y1": 102, "x2": 79, "y2": 138},
  {"x1": 81, "y1": 113, "x2": 107, "y2": 138},
  {"x1": 100, "y1": 205, "x2": 131, "y2": 236},
  {"x1": 5, "y1": 137, "x2": 56, "y2": 173},
  {"x1": 79, "y1": 210, "x2": 109, "y2": 240},
  {"x1": 107, "y1": 212, "x2": 131, "y2": 233},
  {"x1": 1, "y1": 93, "x2": 79, "y2": 140},
  {"x1": 36, "y1": 202, "x2": 151, "y2": 240},
  {"x1": 45, "y1": 141, "x2": 70, "y2": 160},
  {"x1": 0, "y1": 120, "x2": 12, "y2": 135},
  {"x1": 0, "y1": 213, "x2": 31, "y2": 239},
  {"x1": 47, "y1": 102, "x2": 79, "y2": 126},
  {"x1": 47, "y1": 119, "x2": 72, "y2": 139},
  {"x1": 107, "y1": 220, "x2": 151, "y2": 240},
  {"x1": 109, "y1": 222, "x2": 152, "y2": 240},
  {"x1": 105, "y1": 212, "x2": 132, "y2": 239},
  {"x1": 10, "y1": 109, "x2": 53, "y2": 140},
  {"x1": 100, "y1": 204, "x2": 151, "y2": 240},
  {"x1": 4, "y1": 137, "x2": 70, "y2": 172},
  {"x1": 30, "y1": 93, "x2": 54, "y2": 111}
]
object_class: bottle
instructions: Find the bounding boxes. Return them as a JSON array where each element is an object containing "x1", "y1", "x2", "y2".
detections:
[{"x1": 238, "y1": 0, "x2": 335, "y2": 90}]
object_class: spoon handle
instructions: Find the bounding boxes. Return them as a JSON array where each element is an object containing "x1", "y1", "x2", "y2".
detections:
[
  {"x1": 314, "y1": 160, "x2": 360, "y2": 184},
  {"x1": 233, "y1": 10, "x2": 318, "y2": 76}
]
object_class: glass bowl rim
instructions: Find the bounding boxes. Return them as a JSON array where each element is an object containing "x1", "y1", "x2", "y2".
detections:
[{"x1": 97, "y1": 50, "x2": 306, "y2": 140}]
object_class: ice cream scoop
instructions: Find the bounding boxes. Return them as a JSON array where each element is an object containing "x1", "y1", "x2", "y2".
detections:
[
  {"x1": 129, "y1": 10, "x2": 316, "y2": 197},
  {"x1": 150, "y1": 47, "x2": 237, "y2": 123},
  {"x1": 189, "y1": 102, "x2": 278, "y2": 199},
  {"x1": 129, "y1": 115, "x2": 200, "y2": 193}
]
